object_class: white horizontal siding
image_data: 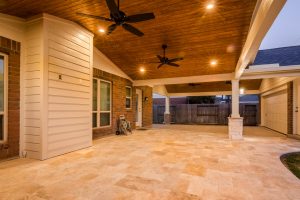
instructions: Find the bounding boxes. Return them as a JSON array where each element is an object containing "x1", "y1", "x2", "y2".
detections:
[
  {"x1": 24, "y1": 21, "x2": 43, "y2": 159},
  {"x1": 45, "y1": 19, "x2": 92, "y2": 158},
  {"x1": 260, "y1": 77, "x2": 295, "y2": 93}
]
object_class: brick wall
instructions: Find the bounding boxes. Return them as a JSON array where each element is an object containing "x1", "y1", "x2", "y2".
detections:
[
  {"x1": 0, "y1": 36, "x2": 20, "y2": 160},
  {"x1": 135, "y1": 86, "x2": 153, "y2": 127},
  {"x1": 287, "y1": 81, "x2": 293, "y2": 135},
  {"x1": 93, "y1": 68, "x2": 136, "y2": 138}
]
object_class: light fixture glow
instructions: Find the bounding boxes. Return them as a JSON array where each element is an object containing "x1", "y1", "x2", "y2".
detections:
[
  {"x1": 210, "y1": 60, "x2": 217, "y2": 66},
  {"x1": 206, "y1": 3, "x2": 214, "y2": 10},
  {"x1": 99, "y1": 28, "x2": 105, "y2": 33},
  {"x1": 240, "y1": 88, "x2": 245, "y2": 95},
  {"x1": 140, "y1": 67, "x2": 145, "y2": 73}
]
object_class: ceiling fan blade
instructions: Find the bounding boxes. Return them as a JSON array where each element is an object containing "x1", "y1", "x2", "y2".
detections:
[
  {"x1": 106, "y1": 0, "x2": 121, "y2": 18},
  {"x1": 107, "y1": 24, "x2": 118, "y2": 35},
  {"x1": 126, "y1": 13, "x2": 155, "y2": 23},
  {"x1": 150, "y1": 61, "x2": 161, "y2": 63},
  {"x1": 76, "y1": 13, "x2": 112, "y2": 22},
  {"x1": 168, "y1": 57, "x2": 184, "y2": 63},
  {"x1": 167, "y1": 62, "x2": 180, "y2": 67},
  {"x1": 156, "y1": 55, "x2": 163, "y2": 61},
  {"x1": 157, "y1": 63, "x2": 164, "y2": 69},
  {"x1": 122, "y1": 23, "x2": 144, "y2": 37}
]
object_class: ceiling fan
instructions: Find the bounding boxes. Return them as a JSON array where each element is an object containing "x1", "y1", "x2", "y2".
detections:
[
  {"x1": 77, "y1": 0, "x2": 155, "y2": 37},
  {"x1": 153, "y1": 44, "x2": 184, "y2": 69}
]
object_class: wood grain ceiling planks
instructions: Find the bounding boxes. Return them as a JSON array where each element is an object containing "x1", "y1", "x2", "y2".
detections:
[
  {"x1": 165, "y1": 79, "x2": 262, "y2": 93},
  {"x1": 0, "y1": 0, "x2": 257, "y2": 80}
]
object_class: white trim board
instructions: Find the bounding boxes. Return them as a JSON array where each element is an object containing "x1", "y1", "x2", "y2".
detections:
[
  {"x1": 133, "y1": 73, "x2": 234, "y2": 87},
  {"x1": 93, "y1": 47, "x2": 132, "y2": 81},
  {"x1": 235, "y1": 0, "x2": 287, "y2": 79},
  {"x1": 242, "y1": 65, "x2": 300, "y2": 80},
  {"x1": 169, "y1": 90, "x2": 260, "y2": 97}
]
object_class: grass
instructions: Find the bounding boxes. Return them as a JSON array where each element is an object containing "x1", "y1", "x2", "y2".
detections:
[{"x1": 281, "y1": 152, "x2": 300, "y2": 179}]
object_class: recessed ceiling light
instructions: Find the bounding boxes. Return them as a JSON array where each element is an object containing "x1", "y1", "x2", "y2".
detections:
[
  {"x1": 206, "y1": 3, "x2": 214, "y2": 10},
  {"x1": 210, "y1": 60, "x2": 217, "y2": 66},
  {"x1": 240, "y1": 88, "x2": 245, "y2": 95},
  {"x1": 140, "y1": 67, "x2": 145, "y2": 73},
  {"x1": 99, "y1": 28, "x2": 105, "y2": 33}
]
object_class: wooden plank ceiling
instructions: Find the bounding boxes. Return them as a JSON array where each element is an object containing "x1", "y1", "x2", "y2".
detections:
[
  {"x1": 0, "y1": 0, "x2": 257, "y2": 80},
  {"x1": 165, "y1": 79, "x2": 262, "y2": 93}
]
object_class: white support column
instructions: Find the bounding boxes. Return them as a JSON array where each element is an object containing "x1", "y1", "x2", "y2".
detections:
[
  {"x1": 231, "y1": 80, "x2": 240, "y2": 118},
  {"x1": 165, "y1": 96, "x2": 170, "y2": 115},
  {"x1": 164, "y1": 96, "x2": 171, "y2": 124},
  {"x1": 228, "y1": 79, "x2": 243, "y2": 140}
]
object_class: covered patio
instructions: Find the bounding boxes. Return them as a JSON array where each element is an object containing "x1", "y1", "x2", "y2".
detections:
[
  {"x1": 1, "y1": 125, "x2": 299, "y2": 199},
  {"x1": 0, "y1": 0, "x2": 300, "y2": 199}
]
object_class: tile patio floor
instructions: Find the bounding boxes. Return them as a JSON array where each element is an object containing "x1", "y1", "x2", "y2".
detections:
[{"x1": 0, "y1": 125, "x2": 300, "y2": 200}]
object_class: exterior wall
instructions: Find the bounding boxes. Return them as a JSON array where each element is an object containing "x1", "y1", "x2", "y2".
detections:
[
  {"x1": 93, "y1": 68, "x2": 135, "y2": 138},
  {"x1": 23, "y1": 20, "x2": 43, "y2": 159},
  {"x1": 135, "y1": 86, "x2": 153, "y2": 127},
  {"x1": 45, "y1": 16, "x2": 93, "y2": 159},
  {"x1": 261, "y1": 89, "x2": 288, "y2": 134},
  {"x1": 0, "y1": 14, "x2": 25, "y2": 160},
  {"x1": 292, "y1": 78, "x2": 300, "y2": 135},
  {"x1": 22, "y1": 14, "x2": 94, "y2": 160},
  {"x1": 260, "y1": 77, "x2": 296, "y2": 93},
  {"x1": 260, "y1": 77, "x2": 297, "y2": 135},
  {"x1": 0, "y1": 36, "x2": 21, "y2": 159}
]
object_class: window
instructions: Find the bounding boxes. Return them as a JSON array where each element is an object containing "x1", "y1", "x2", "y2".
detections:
[
  {"x1": 126, "y1": 86, "x2": 132, "y2": 109},
  {"x1": 0, "y1": 54, "x2": 7, "y2": 143},
  {"x1": 93, "y1": 79, "x2": 111, "y2": 128}
]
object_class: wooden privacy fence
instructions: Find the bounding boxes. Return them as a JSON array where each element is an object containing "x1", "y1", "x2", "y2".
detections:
[{"x1": 153, "y1": 103, "x2": 259, "y2": 126}]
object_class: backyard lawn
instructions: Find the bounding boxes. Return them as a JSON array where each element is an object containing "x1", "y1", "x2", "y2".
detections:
[{"x1": 281, "y1": 152, "x2": 300, "y2": 179}]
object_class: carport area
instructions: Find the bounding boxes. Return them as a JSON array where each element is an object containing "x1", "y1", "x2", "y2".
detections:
[{"x1": 1, "y1": 125, "x2": 299, "y2": 199}]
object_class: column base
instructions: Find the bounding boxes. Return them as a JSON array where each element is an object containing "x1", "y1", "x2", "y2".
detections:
[
  {"x1": 164, "y1": 113, "x2": 171, "y2": 124},
  {"x1": 228, "y1": 117, "x2": 243, "y2": 140}
]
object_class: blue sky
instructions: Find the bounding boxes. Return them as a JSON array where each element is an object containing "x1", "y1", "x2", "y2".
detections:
[{"x1": 260, "y1": 0, "x2": 300, "y2": 50}]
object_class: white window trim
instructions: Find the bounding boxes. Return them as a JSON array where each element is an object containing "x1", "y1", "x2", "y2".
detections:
[
  {"x1": 0, "y1": 53, "x2": 8, "y2": 143},
  {"x1": 93, "y1": 78, "x2": 112, "y2": 129},
  {"x1": 126, "y1": 86, "x2": 132, "y2": 109}
]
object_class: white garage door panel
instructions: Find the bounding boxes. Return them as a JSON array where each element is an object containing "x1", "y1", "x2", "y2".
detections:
[{"x1": 264, "y1": 90, "x2": 287, "y2": 134}]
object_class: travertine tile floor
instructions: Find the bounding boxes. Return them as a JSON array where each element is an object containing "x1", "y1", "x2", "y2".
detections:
[{"x1": 1, "y1": 125, "x2": 300, "y2": 200}]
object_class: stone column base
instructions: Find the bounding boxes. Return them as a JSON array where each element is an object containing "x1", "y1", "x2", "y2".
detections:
[
  {"x1": 228, "y1": 117, "x2": 243, "y2": 140},
  {"x1": 164, "y1": 113, "x2": 171, "y2": 124}
]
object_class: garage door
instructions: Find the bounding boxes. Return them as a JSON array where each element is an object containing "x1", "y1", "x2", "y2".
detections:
[{"x1": 263, "y1": 90, "x2": 287, "y2": 134}]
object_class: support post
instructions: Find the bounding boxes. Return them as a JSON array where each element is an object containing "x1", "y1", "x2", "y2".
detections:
[
  {"x1": 164, "y1": 96, "x2": 171, "y2": 124},
  {"x1": 228, "y1": 80, "x2": 243, "y2": 140}
]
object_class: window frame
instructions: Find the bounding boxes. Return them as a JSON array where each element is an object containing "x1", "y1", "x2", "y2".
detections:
[
  {"x1": 0, "y1": 53, "x2": 8, "y2": 143},
  {"x1": 125, "y1": 86, "x2": 132, "y2": 109},
  {"x1": 92, "y1": 78, "x2": 112, "y2": 129}
]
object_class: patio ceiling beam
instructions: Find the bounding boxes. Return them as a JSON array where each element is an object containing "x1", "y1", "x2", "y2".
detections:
[
  {"x1": 235, "y1": 0, "x2": 287, "y2": 79},
  {"x1": 153, "y1": 85, "x2": 169, "y2": 97},
  {"x1": 168, "y1": 90, "x2": 260, "y2": 97},
  {"x1": 241, "y1": 65, "x2": 300, "y2": 80},
  {"x1": 133, "y1": 73, "x2": 234, "y2": 87}
]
